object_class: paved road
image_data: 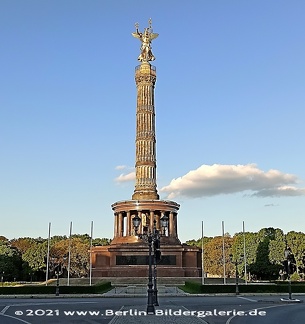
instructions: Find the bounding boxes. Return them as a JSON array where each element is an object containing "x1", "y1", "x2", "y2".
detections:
[{"x1": 0, "y1": 295, "x2": 303, "y2": 323}]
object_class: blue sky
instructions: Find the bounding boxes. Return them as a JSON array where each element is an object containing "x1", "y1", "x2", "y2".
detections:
[{"x1": 1, "y1": 1, "x2": 305, "y2": 243}]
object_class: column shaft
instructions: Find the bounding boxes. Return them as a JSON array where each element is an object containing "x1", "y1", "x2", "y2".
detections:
[
  {"x1": 126, "y1": 211, "x2": 131, "y2": 236},
  {"x1": 150, "y1": 211, "x2": 155, "y2": 233},
  {"x1": 156, "y1": 213, "x2": 161, "y2": 232},
  {"x1": 114, "y1": 213, "x2": 118, "y2": 238},
  {"x1": 118, "y1": 212, "x2": 123, "y2": 237},
  {"x1": 138, "y1": 211, "x2": 142, "y2": 234},
  {"x1": 169, "y1": 212, "x2": 174, "y2": 237}
]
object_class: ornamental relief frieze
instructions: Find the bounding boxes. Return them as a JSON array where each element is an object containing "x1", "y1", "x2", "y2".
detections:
[
  {"x1": 135, "y1": 75, "x2": 156, "y2": 84},
  {"x1": 134, "y1": 181, "x2": 155, "y2": 187},
  {"x1": 137, "y1": 157, "x2": 156, "y2": 162},
  {"x1": 137, "y1": 105, "x2": 155, "y2": 112},
  {"x1": 137, "y1": 131, "x2": 155, "y2": 137},
  {"x1": 134, "y1": 184, "x2": 156, "y2": 190}
]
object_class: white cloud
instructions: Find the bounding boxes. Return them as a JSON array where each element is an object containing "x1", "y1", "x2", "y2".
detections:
[
  {"x1": 160, "y1": 164, "x2": 305, "y2": 199},
  {"x1": 115, "y1": 171, "x2": 136, "y2": 183},
  {"x1": 115, "y1": 165, "x2": 128, "y2": 170},
  {"x1": 253, "y1": 186, "x2": 305, "y2": 197}
]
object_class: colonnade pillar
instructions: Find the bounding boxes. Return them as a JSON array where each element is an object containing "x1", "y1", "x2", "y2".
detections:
[
  {"x1": 118, "y1": 212, "x2": 123, "y2": 237},
  {"x1": 174, "y1": 213, "x2": 178, "y2": 238},
  {"x1": 150, "y1": 211, "x2": 154, "y2": 232},
  {"x1": 169, "y1": 212, "x2": 174, "y2": 237},
  {"x1": 114, "y1": 214, "x2": 118, "y2": 238},
  {"x1": 126, "y1": 211, "x2": 131, "y2": 236}
]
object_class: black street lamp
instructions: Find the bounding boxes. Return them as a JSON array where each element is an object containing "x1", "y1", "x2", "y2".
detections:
[
  {"x1": 153, "y1": 215, "x2": 167, "y2": 307},
  {"x1": 229, "y1": 254, "x2": 244, "y2": 295},
  {"x1": 280, "y1": 244, "x2": 302, "y2": 303},
  {"x1": 54, "y1": 264, "x2": 63, "y2": 297},
  {"x1": 284, "y1": 246, "x2": 293, "y2": 300},
  {"x1": 279, "y1": 238, "x2": 302, "y2": 303},
  {"x1": 132, "y1": 214, "x2": 168, "y2": 314},
  {"x1": 49, "y1": 256, "x2": 66, "y2": 297}
]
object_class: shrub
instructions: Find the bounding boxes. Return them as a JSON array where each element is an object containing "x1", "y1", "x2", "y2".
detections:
[{"x1": 290, "y1": 272, "x2": 301, "y2": 281}]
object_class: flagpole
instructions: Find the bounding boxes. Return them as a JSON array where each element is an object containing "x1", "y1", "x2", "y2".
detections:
[
  {"x1": 222, "y1": 221, "x2": 226, "y2": 284},
  {"x1": 67, "y1": 221, "x2": 72, "y2": 286},
  {"x1": 45, "y1": 222, "x2": 51, "y2": 286},
  {"x1": 243, "y1": 221, "x2": 247, "y2": 284},
  {"x1": 201, "y1": 221, "x2": 204, "y2": 285},
  {"x1": 89, "y1": 221, "x2": 93, "y2": 286}
]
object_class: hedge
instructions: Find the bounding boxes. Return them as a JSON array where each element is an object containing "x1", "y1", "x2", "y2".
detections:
[
  {"x1": 184, "y1": 281, "x2": 305, "y2": 294},
  {"x1": 0, "y1": 281, "x2": 112, "y2": 295}
]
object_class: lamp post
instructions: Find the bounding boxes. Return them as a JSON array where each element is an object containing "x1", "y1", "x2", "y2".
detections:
[
  {"x1": 54, "y1": 264, "x2": 63, "y2": 297},
  {"x1": 132, "y1": 214, "x2": 168, "y2": 314},
  {"x1": 49, "y1": 256, "x2": 65, "y2": 297},
  {"x1": 280, "y1": 245, "x2": 302, "y2": 303},
  {"x1": 153, "y1": 214, "x2": 168, "y2": 307},
  {"x1": 284, "y1": 246, "x2": 292, "y2": 300},
  {"x1": 229, "y1": 254, "x2": 243, "y2": 295}
]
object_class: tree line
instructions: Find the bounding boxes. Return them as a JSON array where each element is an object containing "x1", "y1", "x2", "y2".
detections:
[
  {"x1": 1, "y1": 227, "x2": 305, "y2": 282},
  {"x1": 186, "y1": 228, "x2": 305, "y2": 281},
  {"x1": 0, "y1": 235, "x2": 110, "y2": 282}
]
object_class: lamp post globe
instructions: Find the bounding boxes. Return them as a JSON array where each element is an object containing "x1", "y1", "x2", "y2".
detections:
[
  {"x1": 132, "y1": 214, "x2": 141, "y2": 233},
  {"x1": 160, "y1": 214, "x2": 169, "y2": 235}
]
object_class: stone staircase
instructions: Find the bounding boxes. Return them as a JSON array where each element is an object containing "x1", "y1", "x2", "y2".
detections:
[
  {"x1": 105, "y1": 277, "x2": 186, "y2": 286},
  {"x1": 104, "y1": 277, "x2": 244, "y2": 286},
  {"x1": 103, "y1": 285, "x2": 187, "y2": 297}
]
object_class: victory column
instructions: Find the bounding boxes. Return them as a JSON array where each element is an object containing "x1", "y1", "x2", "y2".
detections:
[{"x1": 91, "y1": 20, "x2": 200, "y2": 279}]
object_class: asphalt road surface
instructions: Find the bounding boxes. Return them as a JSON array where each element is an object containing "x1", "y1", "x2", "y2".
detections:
[{"x1": 0, "y1": 295, "x2": 304, "y2": 323}]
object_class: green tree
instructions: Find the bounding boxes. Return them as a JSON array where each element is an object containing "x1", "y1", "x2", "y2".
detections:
[
  {"x1": 185, "y1": 237, "x2": 213, "y2": 248},
  {"x1": 0, "y1": 241, "x2": 22, "y2": 280},
  {"x1": 286, "y1": 231, "x2": 305, "y2": 273},
  {"x1": 92, "y1": 238, "x2": 111, "y2": 246},
  {"x1": 204, "y1": 236, "x2": 234, "y2": 277},
  {"x1": 247, "y1": 228, "x2": 281, "y2": 280},
  {"x1": 185, "y1": 239, "x2": 198, "y2": 246},
  {"x1": 22, "y1": 241, "x2": 48, "y2": 280},
  {"x1": 10, "y1": 237, "x2": 37, "y2": 254},
  {"x1": 50, "y1": 238, "x2": 90, "y2": 278},
  {"x1": 268, "y1": 229, "x2": 285, "y2": 265},
  {"x1": 231, "y1": 231, "x2": 262, "y2": 279}
]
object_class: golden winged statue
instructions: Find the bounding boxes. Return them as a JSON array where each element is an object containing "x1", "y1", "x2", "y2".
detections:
[{"x1": 132, "y1": 18, "x2": 159, "y2": 62}]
